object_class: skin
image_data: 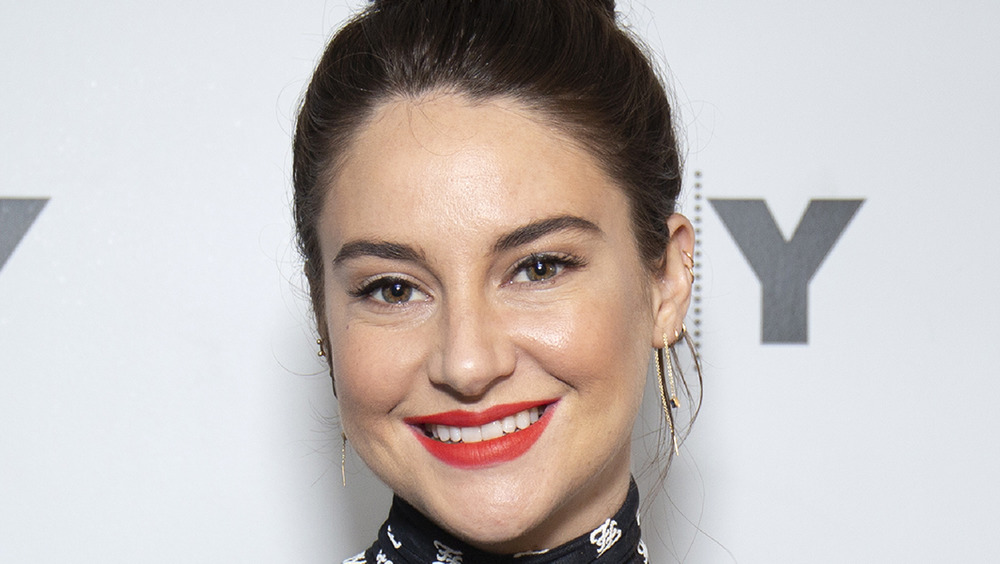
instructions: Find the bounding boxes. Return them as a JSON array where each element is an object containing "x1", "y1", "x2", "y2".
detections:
[{"x1": 317, "y1": 93, "x2": 693, "y2": 553}]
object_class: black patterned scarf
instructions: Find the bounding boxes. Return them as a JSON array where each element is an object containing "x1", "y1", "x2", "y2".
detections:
[{"x1": 342, "y1": 479, "x2": 646, "y2": 564}]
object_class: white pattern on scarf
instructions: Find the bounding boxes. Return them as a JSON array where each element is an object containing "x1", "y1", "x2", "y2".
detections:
[
  {"x1": 387, "y1": 525, "x2": 402, "y2": 549},
  {"x1": 589, "y1": 518, "x2": 622, "y2": 557},
  {"x1": 432, "y1": 540, "x2": 463, "y2": 564},
  {"x1": 343, "y1": 552, "x2": 366, "y2": 564}
]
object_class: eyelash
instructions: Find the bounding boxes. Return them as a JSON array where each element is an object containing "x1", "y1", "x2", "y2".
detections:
[
  {"x1": 347, "y1": 252, "x2": 586, "y2": 305},
  {"x1": 348, "y1": 275, "x2": 426, "y2": 305},
  {"x1": 509, "y1": 252, "x2": 586, "y2": 284}
]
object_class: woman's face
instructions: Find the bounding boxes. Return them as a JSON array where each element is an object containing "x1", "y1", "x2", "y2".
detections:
[{"x1": 318, "y1": 94, "x2": 689, "y2": 552}]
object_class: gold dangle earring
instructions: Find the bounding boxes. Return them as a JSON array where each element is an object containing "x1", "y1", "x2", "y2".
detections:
[
  {"x1": 341, "y1": 432, "x2": 347, "y2": 487},
  {"x1": 320, "y1": 336, "x2": 346, "y2": 486},
  {"x1": 656, "y1": 332, "x2": 681, "y2": 456},
  {"x1": 317, "y1": 336, "x2": 338, "y2": 394},
  {"x1": 666, "y1": 332, "x2": 681, "y2": 412}
]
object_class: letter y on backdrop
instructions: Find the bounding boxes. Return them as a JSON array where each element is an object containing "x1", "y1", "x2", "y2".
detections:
[
  {"x1": 0, "y1": 198, "x2": 49, "y2": 273},
  {"x1": 710, "y1": 198, "x2": 863, "y2": 344}
]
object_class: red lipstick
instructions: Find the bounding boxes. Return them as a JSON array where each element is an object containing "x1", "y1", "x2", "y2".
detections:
[
  {"x1": 404, "y1": 399, "x2": 553, "y2": 427},
  {"x1": 405, "y1": 400, "x2": 557, "y2": 469}
]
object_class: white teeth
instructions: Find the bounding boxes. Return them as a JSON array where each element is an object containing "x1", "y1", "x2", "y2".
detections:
[
  {"x1": 425, "y1": 405, "x2": 548, "y2": 444},
  {"x1": 515, "y1": 410, "x2": 530, "y2": 430},
  {"x1": 481, "y1": 420, "x2": 504, "y2": 441},
  {"x1": 460, "y1": 426, "x2": 482, "y2": 443},
  {"x1": 501, "y1": 415, "x2": 517, "y2": 434}
]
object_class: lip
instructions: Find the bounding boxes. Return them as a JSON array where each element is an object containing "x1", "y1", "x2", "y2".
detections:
[
  {"x1": 406, "y1": 400, "x2": 558, "y2": 469},
  {"x1": 403, "y1": 398, "x2": 557, "y2": 427}
]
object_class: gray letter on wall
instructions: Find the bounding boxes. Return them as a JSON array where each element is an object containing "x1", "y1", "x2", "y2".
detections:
[
  {"x1": 0, "y1": 198, "x2": 49, "y2": 272},
  {"x1": 709, "y1": 199, "x2": 863, "y2": 344}
]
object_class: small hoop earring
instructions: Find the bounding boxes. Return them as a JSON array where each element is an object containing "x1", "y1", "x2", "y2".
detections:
[
  {"x1": 682, "y1": 250, "x2": 695, "y2": 282},
  {"x1": 341, "y1": 432, "x2": 347, "y2": 487},
  {"x1": 656, "y1": 333, "x2": 681, "y2": 456}
]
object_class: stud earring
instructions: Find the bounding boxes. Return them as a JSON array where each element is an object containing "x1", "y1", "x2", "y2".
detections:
[
  {"x1": 341, "y1": 432, "x2": 347, "y2": 487},
  {"x1": 317, "y1": 338, "x2": 326, "y2": 357},
  {"x1": 656, "y1": 333, "x2": 681, "y2": 456}
]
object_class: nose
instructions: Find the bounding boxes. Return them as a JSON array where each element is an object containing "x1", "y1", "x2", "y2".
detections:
[{"x1": 431, "y1": 293, "x2": 516, "y2": 399}]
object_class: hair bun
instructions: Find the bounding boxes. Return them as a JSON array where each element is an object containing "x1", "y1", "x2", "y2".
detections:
[{"x1": 369, "y1": 0, "x2": 615, "y2": 17}]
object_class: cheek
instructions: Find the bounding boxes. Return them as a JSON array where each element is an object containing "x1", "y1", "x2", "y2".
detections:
[
  {"x1": 514, "y1": 282, "x2": 653, "y2": 397},
  {"x1": 328, "y1": 324, "x2": 421, "y2": 428}
]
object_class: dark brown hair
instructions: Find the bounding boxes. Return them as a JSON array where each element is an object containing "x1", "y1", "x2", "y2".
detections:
[{"x1": 294, "y1": 0, "x2": 682, "y2": 350}]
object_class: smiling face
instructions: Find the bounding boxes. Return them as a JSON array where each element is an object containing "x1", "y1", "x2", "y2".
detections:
[{"x1": 318, "y1": 94, "x2": 690, "y2": 552}]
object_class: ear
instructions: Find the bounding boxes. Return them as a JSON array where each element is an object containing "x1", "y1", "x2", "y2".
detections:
[{"x1": 650, "y1": 213, "x2": 695, "y2": 348}]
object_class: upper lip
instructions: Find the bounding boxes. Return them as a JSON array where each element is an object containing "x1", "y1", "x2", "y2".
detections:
[{"x1": 403, "y1": 398, "x2": 557, "y2": 427}]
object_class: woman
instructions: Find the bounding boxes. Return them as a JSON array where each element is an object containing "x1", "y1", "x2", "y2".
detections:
[{"x1": 293, "y1": 0, "x2": 699, "y2": 561}]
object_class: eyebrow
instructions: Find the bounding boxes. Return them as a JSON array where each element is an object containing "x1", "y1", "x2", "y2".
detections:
[
  {"x1": 332, "y1": 240, "x2": 424, "y2": 266},
  {"x1": 331, "y1": 215, "x2": 602, "y2": 267},
  {"x1": 492, "y1": 215, "x2": 602, "y2": 254}
]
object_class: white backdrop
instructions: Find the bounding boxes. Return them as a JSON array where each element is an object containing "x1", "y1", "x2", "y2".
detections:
[{"x1": 2, "y1": 1, "x2": 998, "y2": 562}]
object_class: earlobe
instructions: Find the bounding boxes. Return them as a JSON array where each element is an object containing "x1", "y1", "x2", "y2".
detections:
[{"x1": 651, "y1": 214, "x2": 695, "y2": 347}]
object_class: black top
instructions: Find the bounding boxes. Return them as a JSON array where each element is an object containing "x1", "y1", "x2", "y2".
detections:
[{"x1": 342, "y1": 479, "x2": 646, "y2": 563}]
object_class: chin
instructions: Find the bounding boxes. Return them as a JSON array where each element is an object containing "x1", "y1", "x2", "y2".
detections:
[
  {"x1": 445, "y1": 509, "x2": 549, "y2": 554},
  {"x1": 419, "y1": 476, "x2": 558, "y2": 552}
]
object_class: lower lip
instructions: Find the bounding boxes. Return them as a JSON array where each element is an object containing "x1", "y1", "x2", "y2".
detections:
[{"x1": 410, "y1": 404, "x2": 556, "y2": 469}]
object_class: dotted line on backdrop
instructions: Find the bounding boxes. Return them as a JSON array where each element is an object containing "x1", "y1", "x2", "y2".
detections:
[{"x1": 691, "y1": 171, "x2": 703, "y2": 350}]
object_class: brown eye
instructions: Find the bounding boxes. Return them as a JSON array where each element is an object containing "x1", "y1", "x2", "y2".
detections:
[
  {"x1": 525, "y1": 259, "x2": 558, "y2": 282},
  {"x1": 511, "y1": 253, "x2": 583, "y2": 285},
  {"x1": 350, "y1": 276, "x2": 429, "y2": 306},
  {"x1": 380, "y1": 282, "x2": 413, "y2": 304}
]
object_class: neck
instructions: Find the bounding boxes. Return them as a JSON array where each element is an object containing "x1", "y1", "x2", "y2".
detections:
[{"x1": 357, "y1": 476, "x2": 646, "y2": 564}]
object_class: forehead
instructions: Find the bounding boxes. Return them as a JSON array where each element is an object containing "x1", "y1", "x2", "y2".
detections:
[{"x1": 321, "y1": 94, "x2": 628, "y2": 251}]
